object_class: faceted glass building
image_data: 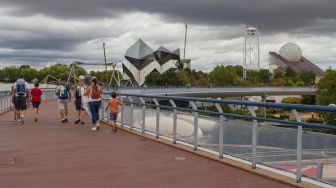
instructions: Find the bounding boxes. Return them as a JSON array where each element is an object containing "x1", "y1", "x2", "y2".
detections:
[{"x1": 123, "y1": 39, "x2": 180, "y2": 86}]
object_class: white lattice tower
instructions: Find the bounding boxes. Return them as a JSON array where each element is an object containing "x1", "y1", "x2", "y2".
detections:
[{"x1": 243, "y1": 26, "x2": 260, "y2": 80}]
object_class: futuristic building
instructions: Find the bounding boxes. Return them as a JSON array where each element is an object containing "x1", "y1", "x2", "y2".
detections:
[
  {"x1": 269, "y1": 42, "x2": 324, "y2": 77},
  {"x1": 122, "y1": 39, "x2": 180, "y2": 86}
]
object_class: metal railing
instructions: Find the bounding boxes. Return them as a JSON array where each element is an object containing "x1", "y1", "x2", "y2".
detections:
[
  {"x1": 0, "y1": 88, "x2": 56, "y2": 113},
  {"x1": 101, "y1": 92, "x2": 336, "y2": 186},
  {"x1": 111, "y1": 86, "x2": 317, "y2": 96}
]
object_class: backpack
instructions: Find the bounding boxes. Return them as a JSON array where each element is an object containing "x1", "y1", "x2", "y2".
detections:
[
  {"x1": 90, "y1": 85, "x2": 101, "y2": 99},
  {"x1": 58, "y1": 84, "x2": 68, "y2": 99},
  {"x1": 16, "y1": 79, "x2": 26, "y2": 96}
]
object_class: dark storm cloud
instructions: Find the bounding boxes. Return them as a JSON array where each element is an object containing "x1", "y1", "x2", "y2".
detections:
[{"x1": 2, "y1": 0, "x2": 336, "y2": 33}]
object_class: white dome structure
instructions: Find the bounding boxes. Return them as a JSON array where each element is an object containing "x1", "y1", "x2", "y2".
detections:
[{"x1": 279, "y1": 42, "x2": 302, "y2": 62}]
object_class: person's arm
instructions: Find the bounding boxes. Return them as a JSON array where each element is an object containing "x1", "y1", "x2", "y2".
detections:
[
  {"x1": 105, "y1": 101, "x2": 110, "y2": 112},
  {"x1": 13, "y1": 83, "x2": 16, "y2": 96},
  {"x1": 67, "y1": 85, "x2": 72, "y2": 102},
  {"x1": 25, "y1": 82, "x2": 30, "y2": 101},
  {"x1": 83, "y1": 86, "x2": 90, "y2": 96}
]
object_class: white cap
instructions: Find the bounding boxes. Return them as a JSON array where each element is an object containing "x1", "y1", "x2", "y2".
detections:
[{"x1": 79, "y1": 75, "x2": 85, "y2": 80}]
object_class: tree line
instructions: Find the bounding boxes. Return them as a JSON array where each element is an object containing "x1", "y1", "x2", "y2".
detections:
[
  {"x1": 0, "y1": 64, "x2": 122, "y2": 85},
  {"x1": 145, "y1": 65, "x2": 316, "y2": 87}
]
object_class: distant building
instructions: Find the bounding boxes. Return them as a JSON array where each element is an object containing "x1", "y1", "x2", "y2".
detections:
[
  {"x1": 269, "y1": 42, "x2": 324, "y2": 77},
  {"x1": 122, "y1": 39, "x2": 180, "y2": 86}
]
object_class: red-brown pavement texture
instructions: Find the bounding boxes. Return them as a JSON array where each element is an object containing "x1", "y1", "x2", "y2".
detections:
[{"x1": 0, "y1": 100, "x2": 294, "y2": 188}]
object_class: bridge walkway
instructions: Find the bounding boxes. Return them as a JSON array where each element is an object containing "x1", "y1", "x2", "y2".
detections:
[{"x1": 0, "y1": 100, "x2": 293, "y2": 188}]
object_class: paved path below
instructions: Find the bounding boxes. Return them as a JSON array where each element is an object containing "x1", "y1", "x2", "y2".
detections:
[{"x1": 0, "y1": 100, "x2": 294, "y2": 188}]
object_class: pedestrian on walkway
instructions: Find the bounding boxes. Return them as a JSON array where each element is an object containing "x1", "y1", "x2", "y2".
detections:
[
  {"x1": 106, "y1": 91, "x2": 122, "y2": 132},
  {"x1": 84, "y1": 76, "x2": 102, "y2": 131},
  {"x1": 13, "y1": 75, "x2": 29, "y2": 124},
  {"x1": 74, "y1": 75, "x2": 87, "y2": 125},
  {"x1": 55, "y1": 78, "x2": 71, "y2": 123},
  {"x1": 30, "y1": 82, "x2": 43, "y2": 122}
]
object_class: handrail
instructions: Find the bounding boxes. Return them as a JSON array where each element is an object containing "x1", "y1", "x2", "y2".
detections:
[
  {"x1": 103, "y1": 93, "x2": 336, "y2": 113},
  {"x1": 101, "y1": 92, "x2": 336, "y2": 185}
]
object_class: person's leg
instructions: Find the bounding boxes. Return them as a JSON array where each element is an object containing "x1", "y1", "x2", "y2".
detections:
[
  {"x1": 94, "y1": 101, "x2": 101, "y2": 126},
  {"x1": 64, "y1": 100, "x2": 69, "y2": 122},
  {"x1": 58, "y1": 100, "x2": 65, "y2": 122},
  {"x1": 88, "y1": 102, "x2": 96, "y2": 124},
  {"x1": 79, "y1": 108, "x2": 86, "y2": 124},
  {"x1": 14, "y1": 97, "x2": 20, "y2": 120},
  {"x1": 20, "y1": 97, "x2": 27, "y2": 124}
]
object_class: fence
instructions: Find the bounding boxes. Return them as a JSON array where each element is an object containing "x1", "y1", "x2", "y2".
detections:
[
  {"x1": 0, "y1": 88, "x2": 56, "y2": 113},
  {"x1": 101, "y1": 92, "x2": 336, "y2": 186}
]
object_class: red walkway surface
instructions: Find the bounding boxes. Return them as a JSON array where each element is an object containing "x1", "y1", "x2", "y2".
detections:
[{"x1": 0, "y1": 101, "x2": 294, "y2": 188}]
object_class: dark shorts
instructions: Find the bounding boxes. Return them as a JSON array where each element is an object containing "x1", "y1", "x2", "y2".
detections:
[
  {"x1": 15, "y1": 96, "x2": 27, "y2": 110},
  {"x1": 32, "y1": 102, "x2": 41, "y2": 108},
  {"x1": 109, "y1": 112, "x2": 118, "y2": 121},
  {"x1": 75, "y1": 98, "x2": 84, "y2": 111}
]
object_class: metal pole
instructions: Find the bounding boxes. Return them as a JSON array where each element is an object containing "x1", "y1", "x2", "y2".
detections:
[
  {"x1": 292, "y1": 109, "x2": 302, "y2": 183},
  {"x1": 247, "y1": 105, "x2": 258, "y2": 169},
  {"x1": 103, "y1": 42, "x2": 108, "y2": 86},
  {"x1": 183, "y1": 24, "x2": 187, "y2": 60},
  {"x1": 153, "y1": 98, "x2": 160, "y2": 139},
  {"x1": 101, "y1": 100, "x2": 106, "y2": 120},
  {"x1": 127, "y1": 96, "x2": 134, "y2": 130},
  {"x1": 316, "y1": 163, "x2": 323, "y2": 180},
  {"x1": 139, "y1": 97, "x2": 146, "y2": 134},
  {"x1": 169, "y1": 99, "x2": 177, "y2": 144},
  {"x1": 215, "y1": 103, "x2": 224, "y2": 158},
  {"x1": 190, "y1": 101, "x2": 198, "y2": 151},
  {"x1": 120, "y1": 100, "x2": 124, "y2": 127}
]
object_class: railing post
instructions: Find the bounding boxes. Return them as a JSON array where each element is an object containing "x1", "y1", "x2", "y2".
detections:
[
  {"x1": 169, "y1": 99, "x2": 177, "y2": 144},
  {"x1": 0, "y1": 97, "x2": 3, "y2": 112},
  {"x1": 153, "y1": 98, "x2": 160, "y2": 139},
  {"x1": 215, "y1": 103, "x2": 225, "y2": 159},
  {"x1": 247, "y1": 105, "x2": 258, "y2": 169},
  {"x1": 292, "y1": 109, "x2": 302, "y2": 183},
  {"x1": 139, "y1": 97, "x2": 146, "y2": 135},
  {"x1": 316, "y1": 163, "x2": 323, "y2": 180},
  {"x1": 190, "y1": 101, "x2": 198, "y2": 151},
  {"x1": 101, "y1": 99, "x2": 106, "y2": 120},
  {"x1": 127, "y1": 96, "x2": 134, "y2": 130},
  {"x1": 120, "y1": 98, "x2": 124, "y2": 128}
]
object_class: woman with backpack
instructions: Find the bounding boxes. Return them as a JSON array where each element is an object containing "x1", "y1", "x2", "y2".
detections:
[{"x1": 84, "y1": 76, "x2": 102, "y2": 131}]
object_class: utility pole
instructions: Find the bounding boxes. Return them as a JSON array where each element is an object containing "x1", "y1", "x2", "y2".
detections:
[
  {"x1": 103, "y1": 42, "x2": 108, "y2": 85},
  {"x1": 183, "y1": 24, "x2": 188, "y2": 59}
]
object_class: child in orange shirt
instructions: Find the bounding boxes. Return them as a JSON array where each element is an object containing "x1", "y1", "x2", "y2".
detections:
[{"x1": 107, "y1": 92, "x2": 122, "y2": 132}]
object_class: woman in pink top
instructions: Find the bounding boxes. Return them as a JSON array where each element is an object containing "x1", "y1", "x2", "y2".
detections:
[{"x1": 30, "y1": 82, "x2": 43, "y2": 122}]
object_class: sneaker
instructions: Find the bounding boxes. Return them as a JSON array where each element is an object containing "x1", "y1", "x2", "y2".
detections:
[
  {"x1": 61, "y1": 119, "x2": 66, "y2": 123},
  {"x1": 80, "y1": 121, "x2": 85, "y2": 125},
  {"x1": 75, "y1": 119, "x2": 80, "y2": 124},
  {"x1": 16, "y1": 119, "x2": 21, "y2": 124},
  {"x1": 34, "y1": 117, "x2": 38, "y2": 122},
  {"x1": 91, "y1": 126, "x2": 98, "y2": 131},
  {"x1": 64, "y1": 118, "x2": 68, "y2": 123}
]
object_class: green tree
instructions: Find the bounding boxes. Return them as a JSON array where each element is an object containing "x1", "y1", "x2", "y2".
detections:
[
  {"x1": 208, "y1": 65, "x2": 241, "y2": 86},
  {"x1": 273, "y1": 67, "x2": 285, "y2": 79},
  {"x1": 298, "y1": 71, "x2": 315, "y2": 86},
  {"x1": 258, "y1": 69, "x2": 272, "y2": 83},
  {"x1": 316, "y1": 69, "x2": 336, "y2": 125},
  {"x1": 285, "y1": 67, "x2": 297, "y2": 77}
]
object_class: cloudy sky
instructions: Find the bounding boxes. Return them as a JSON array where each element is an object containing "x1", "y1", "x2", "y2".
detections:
[{"x1": 0, "y1": 0, "x2": 335, "y2": 71}]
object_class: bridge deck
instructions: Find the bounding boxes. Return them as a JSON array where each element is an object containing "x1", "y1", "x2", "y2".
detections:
[{"x1": 0, "y1": 101, "x2": 293, "y2": 188}]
